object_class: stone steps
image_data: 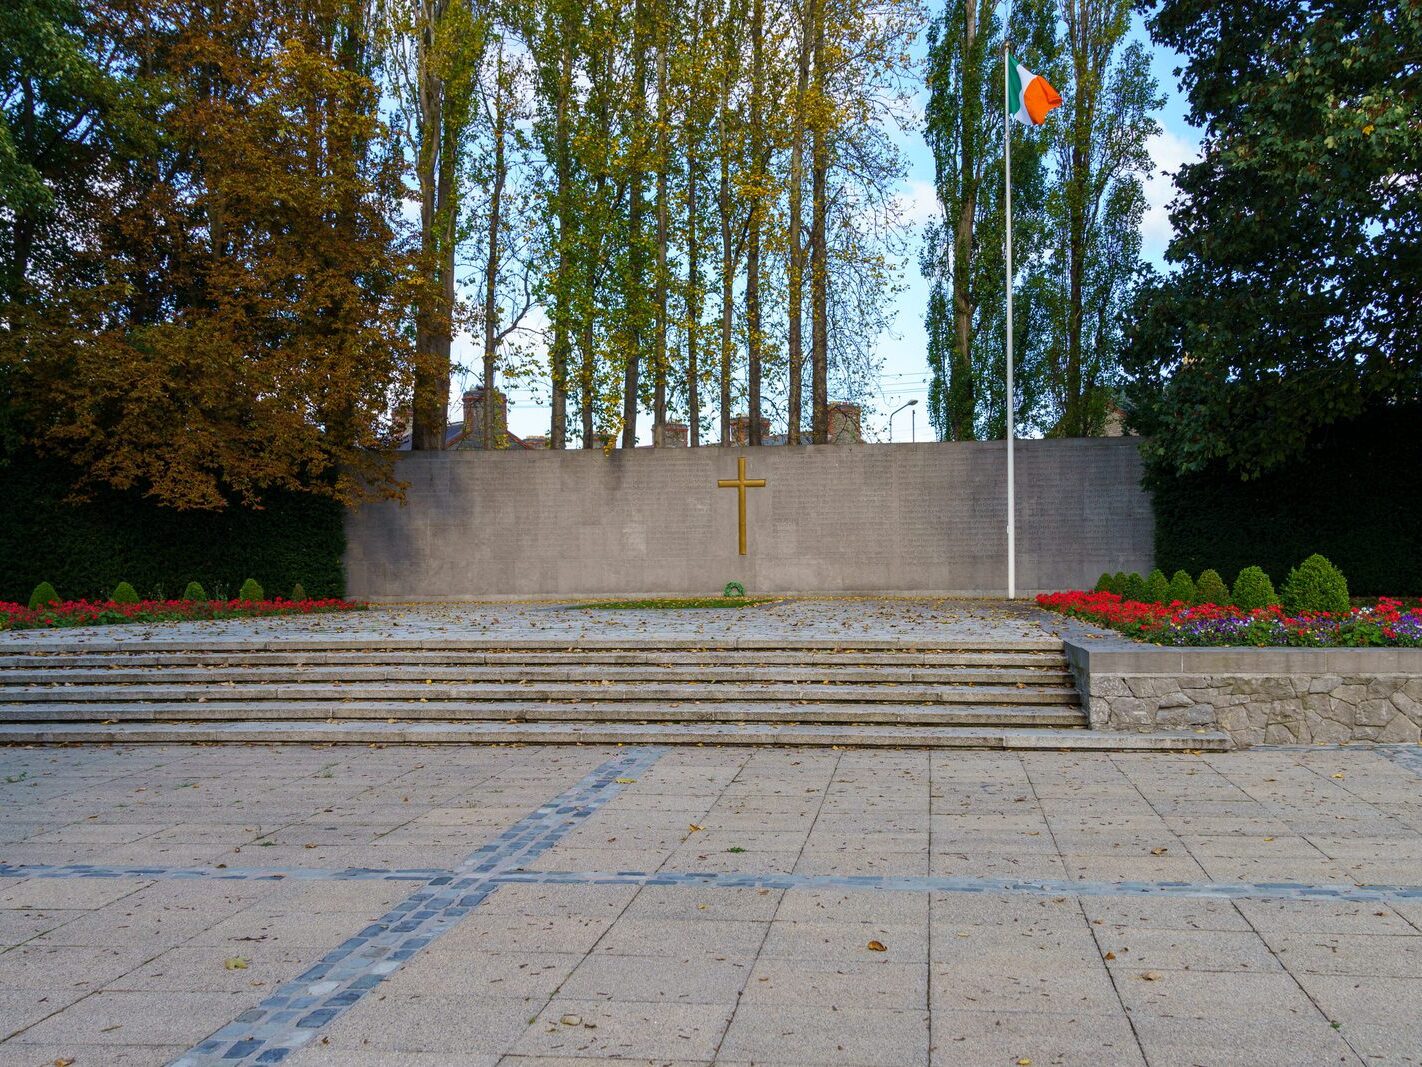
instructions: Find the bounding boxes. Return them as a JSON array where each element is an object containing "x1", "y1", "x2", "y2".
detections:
[
  {"x1": 0, "y1": 649, "x2": 1064, "y2": 669},
  {"x1": 0, "y1": 636, "x2": 1234, "y2": 750},
  {"x1": 0, "y1": 681, "x2": 1083, "y2": 706},
  {"x1": 0, "y1": 720, "x2": 1232, "y2": 750},
  {"x1": 0, "y1": 700, "x2": 1088, "y2": 726},
  {"x1": 0, "y1": 664, "x2": 1075, "y2": 686}
]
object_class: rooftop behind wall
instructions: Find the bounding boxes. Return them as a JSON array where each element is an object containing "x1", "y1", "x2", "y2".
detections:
[{"x1": 344, "y1": 437, "x2": 1153, "y2": 599}]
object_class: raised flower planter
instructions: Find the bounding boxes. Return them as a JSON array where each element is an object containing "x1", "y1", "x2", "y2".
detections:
[
  {"x1": 1, "y1": 597, "x2": 364, "y2": 631},
  {"x1": 1038, "y1": 590, "x2": 1422, "y2": 648},
  {"x1": 1040, "y1": 592, "x2": 1422, "y2": 747}
]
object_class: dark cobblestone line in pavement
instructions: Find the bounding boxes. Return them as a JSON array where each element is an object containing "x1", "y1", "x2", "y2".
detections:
[
  {"x1": 168, "y1": 745, "x2": 665, "y2": 1067},
  {"x1": 495, "y1": 867, "x2": 1422, "y2": 904}
]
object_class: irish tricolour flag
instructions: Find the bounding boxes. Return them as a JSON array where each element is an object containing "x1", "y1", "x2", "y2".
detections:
[{"x1": 1008, "y1": 57, "x2": 1062, "y2": 126}]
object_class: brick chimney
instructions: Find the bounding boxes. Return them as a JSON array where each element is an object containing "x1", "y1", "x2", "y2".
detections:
[
  {"x1": 729, "y1": 414, "x2": 770, "y2": 446},
  {"x1": 461, "y1": 387, "x2": 508, "y2": 448},
  {"x1": 656, "y1": 422, "x2": 689, "y2": 447},
  {"x1": 827, "y1": 402, "x2": 861, "y2": 444}
]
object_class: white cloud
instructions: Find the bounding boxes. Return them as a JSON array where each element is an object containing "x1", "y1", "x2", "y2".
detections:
[
  {"x1": 1140, "y1": 126, "x2": 1200, "y2": 264},
  {"x1": 895, "y1": 178, "x2": 941, "y2": 227}
]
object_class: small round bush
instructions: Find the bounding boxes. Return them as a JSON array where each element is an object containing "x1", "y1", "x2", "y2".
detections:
[
  {"x1": 1166, "y1": 569, "x2": 1197, "y2": 604},
  {"x1": 238, "y1": 578, "x2": 264, "y2": 601},
  {"x1": 1112, "y1": 571, "x2": 1128, "y2": 595},
  {"x1": 1281, "y1": 554, "x2": 1350, "y2": 616},
  {"x1": 111, "y1": 581, "x2": 139, "y2": 604},
  {"x1": 1232, "y1": 566, "x2": 1277, "y2": 612},
  {"x1": 1121, "y1": 572, "x2": 1147, "y2": 603},
  {"x1": 183, "y1": 581, "x2": 208, "y2": 601},
  {"x1": 27, "y1": 582, "x2": 60, "y2": 610},
  {"x1": 290, "y1": 581, "x2": 307, "y2": 601},
  {"x1": 1144, "y1": 568, "x2": 1170, "y2": 604},
  {"x1": 1093, "y1": 572, "x2": 1114, "y2": 593},
  {"x1": 1196, "y1": 569, "x2": 1230, "y2": 605}
]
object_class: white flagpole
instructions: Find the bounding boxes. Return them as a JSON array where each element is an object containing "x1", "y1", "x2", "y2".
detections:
[{"x1": 1004, "y1": 36, "x2": 1015, "y2": 600}]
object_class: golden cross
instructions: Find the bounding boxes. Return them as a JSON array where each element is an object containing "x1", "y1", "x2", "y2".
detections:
[{"x1": 717, "y1": 456, "x2": 767, "y2": 556}]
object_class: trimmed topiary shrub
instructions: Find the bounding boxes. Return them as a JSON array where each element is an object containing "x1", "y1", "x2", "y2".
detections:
[
  {"x1": 183, "y1": 581, "x2": 208, "y2": 601},
  {"x1": 1196, "y1": 569, "x2": 1230, "y2": 605},
  {"x1": 1093, "y1": 572, "x2": 1114, "y2": 593},
  {"x1": 1166, "y1": 569, "x2": 1197, "y2": 604},
  {"x1": 238, "y1": 578, "x2": 264, "y2": 601},
  {"x1": 290, "y1": 581, "x2": 307, "y2": 601},
  {"x1": 28, "y1": 581, "x2": 60, "y2": 609},
  {"x1": 1145, "y1": 569, "x2": 1170, "y2": 604},
  {"x1": 1121, "y1": 572, "x2": 1147, "y2": 602},
  {"x1": 111, "y1": 581, "x2": 139, "y2": 604},
  {"x1": 1232, "y1": 566, "x2": 1277, "y2": 612},
  {"x1": 1112, "y1": 571, "x2": 1128, "y2": 595},
  {"x1": 1281, "y1": 554, "x2": 1350, "y2": 615}
]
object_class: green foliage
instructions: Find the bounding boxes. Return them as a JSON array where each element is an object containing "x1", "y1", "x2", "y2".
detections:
[
  {"x1": 27, "y1": 581, "x2": 59, "y2": 609},
  {"x1": 1146, "y1": 408, "x2": 1421, "y2": 596},
  {"x1": 923, "y1": 0, "x2": 1057, "y2": 441},
  {"x1": 290, "y1": 581, "x2": 307, "y2": 601},
  {"x1": 1232, "y1": 567, "x2": 1277, "y2": 612},
  {"x1": 1124, "y1": 1, "x2": 1421, "y2": 477},
  {"x1": 110, "y1": 581, "x2": 138, "y2": 604},
  {"x1": 1282, "y1": 554, "x2": 1350, "y2": 616},
  {"x1": 1111, "y1": 571, "x2": 1127, "y2": 595},
  {"x1": 1196, "y1": 569, "x2": 1229, "y2": 605},
  {"x1": 1166, "y1": 569, "x2": 1197, "y2": 604},
  {"x1": 0, "y1": 456, "x2": 345, "y2": 602},
  {"x1": 1041, "y1": 3, "x2": 1161, "y2": 437},
  {"x1": 723, "y1": 581, "x2": 746, "y2": 598},
  {"x1": 1093, "y1": 572, "x2": 1114, "y2": 593},
  {"x1": 183, "y1": 581, "x2": 207, "y2": 601},
  {"x1": 1144, "y1": 568, "x2": 1169, "y2": 604},
  {"x1": 1121, "y1": 572, "x2": 1147, "y2": 602},
  {"x1": 238, "y1": 579, "x2": 264, "y2": 602}
]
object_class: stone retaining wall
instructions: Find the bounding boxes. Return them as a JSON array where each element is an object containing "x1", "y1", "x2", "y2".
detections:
[
  {"x1": 345, "y1": 438, "x2": 1153, "y2": 599},
  {"x1": 1063, "y1": 643, "x2": 1422, "y2": 748}
]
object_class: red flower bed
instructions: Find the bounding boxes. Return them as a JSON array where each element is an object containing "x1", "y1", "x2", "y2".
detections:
[
  {"x1": 0, "y1": 597, "x2": 365, "y2": 631},
  {"x1": 1036, "y1": 590, "x2": 1422, "y2": 647}
]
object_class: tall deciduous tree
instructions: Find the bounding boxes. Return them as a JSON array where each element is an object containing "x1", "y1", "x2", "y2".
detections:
[
  {"x1": 1125, "y1": 0, "x2": 1421, "y2": 477},
  {"x1": 921, "y1": 0, "x2": 1055, "y2": 441},
  {"x1": 3, "y1": 0, "x2": 414, "y2": 509},
  {"x1": 380, "y1": 0, "x2": 485, "y2": 450},
  {"x1": 1041, "y1": 0, "x2": 1158, "y2": 437}
]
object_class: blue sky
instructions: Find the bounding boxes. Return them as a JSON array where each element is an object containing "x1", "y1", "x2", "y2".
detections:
[{"x1": 490, "y1": 9, "x2": 1201, "y2": 444}]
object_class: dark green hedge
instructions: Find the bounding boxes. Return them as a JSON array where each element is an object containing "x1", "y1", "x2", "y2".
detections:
[
  {"x1": 0, "y1": 456, "x2": 346, "y2": 602},
  {"x1": 1147, "y1": 406, "x2": 1422, "y2": 597}
]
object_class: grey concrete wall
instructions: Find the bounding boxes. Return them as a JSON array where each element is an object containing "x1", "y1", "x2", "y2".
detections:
[
  {"x1": 344, "y1": 437, "x2": 1153, "y2": 600},
  {"x1": 1064, "y1": 641, "x2": 1422, "y2": 747}
]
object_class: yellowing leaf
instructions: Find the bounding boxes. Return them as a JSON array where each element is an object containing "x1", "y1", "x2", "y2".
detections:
[
  {"x1": 224, "y1": 957, "x2": 249, "y2": 970},
  {"x1": 866, "y1": 940, "x2": 887, "y2": 952}
]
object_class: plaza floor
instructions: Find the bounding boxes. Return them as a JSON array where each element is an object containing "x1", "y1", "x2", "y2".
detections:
[
  {"x1": 0, "y1": 597, "x2": 1092, "y2": 649},
  {"x1": 3, "y1": 741, "x2": 1422, "y2": 1066}
]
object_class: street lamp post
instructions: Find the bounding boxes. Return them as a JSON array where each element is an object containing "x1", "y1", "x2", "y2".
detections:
[{"x1": 888, "y1": 399, "x2": 918, "y2": 443}]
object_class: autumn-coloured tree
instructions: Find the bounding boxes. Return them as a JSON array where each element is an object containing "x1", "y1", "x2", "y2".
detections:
[{"x1": 2, "y1": 0, "x2": 414, "y2": 510}]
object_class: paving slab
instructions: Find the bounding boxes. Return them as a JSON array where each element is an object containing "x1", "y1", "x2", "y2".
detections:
[{"x1": 0, "y1": 740, "x2": 1420, "y2": 1066}]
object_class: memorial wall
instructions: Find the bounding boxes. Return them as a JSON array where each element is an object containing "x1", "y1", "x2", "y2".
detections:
[{"x1": 343, "y1": 438, "x2": 1153, "y2": 599}]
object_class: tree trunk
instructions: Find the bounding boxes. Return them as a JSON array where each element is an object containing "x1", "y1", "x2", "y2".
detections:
[
  {"x1": 718, "y1": 68, "x2": 734, "y2": 446},
  {"x1": 621, "y1": 0, "x2": 649, "y2": 448},
  {"x1": 653, "y1": 15, "x2": 670, "y2": 444},
  {"x1": 411, "y1": 0, "x2": 453, "y2": 452},
  {"x1": 549, "y1": 41, "x2": 574, "y2": 449},
  {"x1": 948, "y1": 0, "x2": 978, "y2": 441},
  {"x1": 786, "y1": 0, "x2": 814, "y2": 446},
  {"x1": 809, "y1": 12, "x2": 829, "y2": 445},
  {"x1": 481, "y1": 52, "x2": 507, "y2": 450},
  {"x1": 744, "y1": 0, "x2": 764, "y2": 446},
  {"x1": 686, "y1": 130, "x2": 701, "y2": 447}
]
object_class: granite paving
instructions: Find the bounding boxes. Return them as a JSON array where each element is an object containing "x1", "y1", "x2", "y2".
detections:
[{"x1": 1, "y1": 741, "x2": 1420, "y2": 1066}]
